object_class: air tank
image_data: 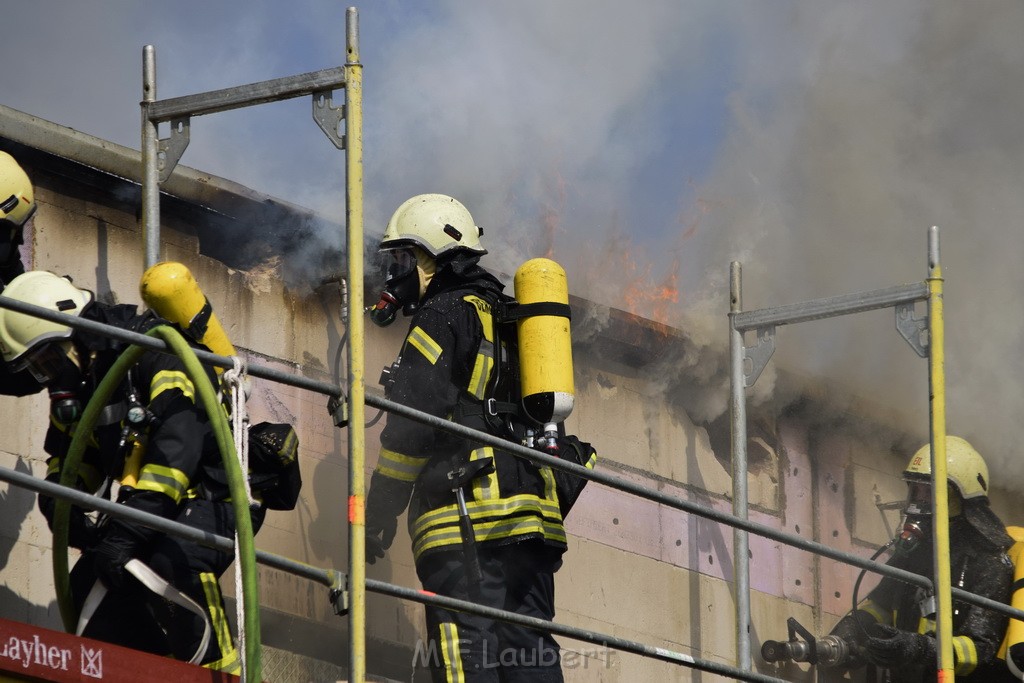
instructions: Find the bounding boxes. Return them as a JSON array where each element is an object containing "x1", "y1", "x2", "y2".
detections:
[
  {"x1": 139, "y1": 261, "x2": 236, "y2": 366},
  {"x1": 514, "y1": 257, "x2": 574, "y2": 432}
]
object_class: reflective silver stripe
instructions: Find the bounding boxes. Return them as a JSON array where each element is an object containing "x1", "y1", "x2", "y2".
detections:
[
  {"x1": 469, "y1": 447, "x2": 498, "y2": 501},
  {"x1": 136, "y1": 464, "x2": 190, "y2": 503},
  {"x1": 151, "y1": 370, "x2": 196, "y2": 402},
  {"x1": 411, "y1": 493, "x2": 563, "y2": 537},
  {"x1": 407, "y1": 326, "x2": 442, "y2": 365},
  {"x1": 376, "y1": 447, "x2": 429, "y2": 482},
  {"x1": 952, "y1": 635, "x2": 978, "y2": 675},
  {"x1": 414, "y1": 516, "x2": 567, "y2": 559},
  {"x1": 278, "y1": 429, "x2": 299, "y2": 465},
  {"x1": 539, "y1": 464, "x2": 558, "y2": 503},
  {"x1": 463, "y1": 294, "x2": 495, "y2": 399},
  {"x1": 440, "y1": 622, "x2": 464, "y2": 683},
  {"x1": 467, "y1": 341, "x2": 493, "y2": 399}
]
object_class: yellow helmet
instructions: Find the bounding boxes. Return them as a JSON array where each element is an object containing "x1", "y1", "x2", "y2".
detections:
[
  {"x1": 0, "y1": 152, "x2": 36, "y2": 227},
  {"x1": 0, "y1": 271, "x2": 91, "y2": 364},
  {"x1": 381, "y1": 194, "x2": 486, "y2": 257},
  {"x1": 903, "y1": 436, "x2": 989, "y2": 500}
]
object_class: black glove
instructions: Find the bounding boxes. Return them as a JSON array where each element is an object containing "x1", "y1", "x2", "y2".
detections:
[
  {"x1": 365, "y1": 518, "x2": 396, "y2": 565},
  {"x1": 365, "y1": 530, "x2": 387, "y2": 565},
  {"x1": 92, "y1": 521, "x2": 146, "y2": 590},
  {"x1": 863, "y1": 624, "x2": 929, "y2": 669},
  {"x1": 365, "y1": 472, "x2": 407, "y2": 565}
]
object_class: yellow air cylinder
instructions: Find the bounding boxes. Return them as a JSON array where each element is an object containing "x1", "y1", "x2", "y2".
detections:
[
  {"x1": 514, "y1": 258, "x2": 574, "y2": 429},
  {"x1": 139, "y1": 262, "x2": 236, "y2": 368}
]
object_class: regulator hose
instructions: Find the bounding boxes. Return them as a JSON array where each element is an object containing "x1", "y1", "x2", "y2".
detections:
[{"x1": 51, "y1": 325, "x2": 261, "y2": 681}]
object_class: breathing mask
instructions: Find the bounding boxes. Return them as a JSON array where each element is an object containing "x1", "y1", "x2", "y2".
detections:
[
  {"x1": 895, "y1": 504, "x2": 930, "y2": 557},
  {"x1": 894, "y1": 481, "x2": 962, "y2": 556},
  {"x1": 370, "y1": 249, "x2": 422, "y2": 327},
  {"x1": 16, "y1": 341, "x2": 84, "y2": 426}
]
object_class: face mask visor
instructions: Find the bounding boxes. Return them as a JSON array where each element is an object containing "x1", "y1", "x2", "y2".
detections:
[
  {"x1": 14, "y1": 341, "x2": 70, "y2": 385},
  {"x1": 894, "y1": 481, "x2": 933, "y2": 556}
]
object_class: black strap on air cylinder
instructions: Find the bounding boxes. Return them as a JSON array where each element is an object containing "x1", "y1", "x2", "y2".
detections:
[{"x1": 501, "y1": 301, "x2": 571, "y2": 321}]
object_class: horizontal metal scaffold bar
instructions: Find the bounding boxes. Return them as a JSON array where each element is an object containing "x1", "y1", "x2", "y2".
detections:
[
  {"x1": 146, "y1": 67, "x2": 347, "y2": 122},
  {"x1": 732, "y1": 282, "x2": 929, "y2": 331}
]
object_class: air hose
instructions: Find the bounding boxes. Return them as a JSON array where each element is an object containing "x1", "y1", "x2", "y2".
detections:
[{"x1": 51, "y1": 325, "x2": 261, "y2": 682}]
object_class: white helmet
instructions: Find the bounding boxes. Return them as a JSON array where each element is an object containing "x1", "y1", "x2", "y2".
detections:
[
  {"x1": 0, "y1": 271, "x2": 92, "y2": 364},
  {"x1": 0, "y1": 152, "x2": 36, "y2": 227},
  {"x1": 381, "y1": 194, "x2": 486, "y2": 257},
  {"x1": 903, "y1": 436, "x2": 989, "y2": 500}
]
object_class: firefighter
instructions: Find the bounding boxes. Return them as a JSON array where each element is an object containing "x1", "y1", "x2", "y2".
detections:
[
  {"x1": 364, "y1": 194, "x2": 571, "y2": 682},
  {"x1": 0, "y1": 151, "x2": 43, "y2": 396},
  {"x1": 0, "y1": 151, "x2": 35, "y2": 284},
  {"x1": 0, "y1": 270, "x2": 264, "y2": 674},
  {"x1": 828, "y1": 436, "x2": 1015, "y2": 681}
]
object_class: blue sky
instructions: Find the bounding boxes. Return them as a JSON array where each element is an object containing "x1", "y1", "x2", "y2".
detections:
[{"x1": 5, "y1": 1, "x2": 1024, "y2": 486}]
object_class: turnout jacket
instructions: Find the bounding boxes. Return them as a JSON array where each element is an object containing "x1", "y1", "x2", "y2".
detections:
[
  {"x1": 39, "y1": 304, "x2": 228, "y2": 535},
  {"x1": 366, "y1": 263, "x2": 568, "y2": 562},
  {"x1": 832, "y1": 514, "x2": 1015, "y2": 681}
]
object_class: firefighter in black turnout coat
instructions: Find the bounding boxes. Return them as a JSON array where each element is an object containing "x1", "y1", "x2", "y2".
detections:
[
  {"x1": 364, "y1": 194, "x2": 593, "y2": 683},
  {"x1": 0, "y1": 151, "x2": 43, "y2": 397},
  {"x1": 0, "y1": 270, "x2": 265, "y2": 674},
  {"x1": 828, "y1": 437, "x2": 1016, "y2": 682}
]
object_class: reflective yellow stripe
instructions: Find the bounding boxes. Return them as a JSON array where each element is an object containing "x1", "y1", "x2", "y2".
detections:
[
  {"x1": 584, "y1": 450, "x2": 597, "y2": 469},
  {"x1": 539, "y1": 465, "x2": 558, "y2": 504},
  {"x1": 199, "y1": 571, "x2": 239, "y2": 673},
  {"x1": 377, "y1": 447, "x2": 429, "y2": 483},
  {"x1": 414, "y1": 515, "x2": 567, "y2": 559},
  {"x1": 952, "y1": 635, "x2": 978, "y2": 675},
  {"x1": 470, "y1": 447, "x2": 498, "y2": 501},
  {"x1": 407, "y1": 326, "x2": 442, "y2": 365},
  {"x1": 135, "y1": 463, "x2": 190, "y2": 503},
  {"x1": 151, "y1": 369, "x2": 196, "y2": 403},
  {"x1": 411, "y1": 493, "x2": 563, "y2": 537},
  {"x1": 278, "y1": 429, "x2": 299, "y2": 465},
  {"x1": 463, "y1": 295, "x2": 494, "y2": 399},
  {"x1": 440, "y1": 622, "x2": 464, "y2": 683},
  {"x1": 50, "y1": 415, "x2": 100, "y2": 448},
  {"x1": 857, "y1": 599, "x2": 891, "y2": 626},
  {"x1": 918, "y1": 616, "x2": 935, "y2": 635},
  {"x1": 467, "y1": 348, "x2": 493, "y2": 399}
]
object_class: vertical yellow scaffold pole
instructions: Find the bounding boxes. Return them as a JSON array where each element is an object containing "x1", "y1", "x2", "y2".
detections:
[
  {"x1": 344, "y1": 7, "x2": 367, "y2": 683},
  {"x1": 927, "y1": 226, "x2": 954, "y2": 681}
]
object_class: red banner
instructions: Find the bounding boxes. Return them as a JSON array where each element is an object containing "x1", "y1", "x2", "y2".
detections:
[{"x1": 0, "y1": 618, "x2": 238, "y2": 683}]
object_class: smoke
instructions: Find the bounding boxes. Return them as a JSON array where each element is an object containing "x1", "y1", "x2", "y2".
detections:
[
  {"x1": 690, "y1": 2, "x2": 1024, "y2": 489},
  {"x1": 4, "y1": 2, "x2": 1024, "y2": 486}
]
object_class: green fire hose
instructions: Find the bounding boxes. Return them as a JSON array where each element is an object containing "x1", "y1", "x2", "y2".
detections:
[{"x1": 51, "y1": 324, "x2": 261, "y2": 681}]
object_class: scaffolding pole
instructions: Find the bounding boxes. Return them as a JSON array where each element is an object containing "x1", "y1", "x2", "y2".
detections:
[
  {"x1": 728, "y1": 228, "x2": 940, "y2": 674},
  {"x1": 926, "y1": 226, "x2": 954, "y2": 679},
  {"x1": 342, "y1": 7, "x2": 367, "y2": 683},
  {"x1": 729, "y1": 263, "x2": 751, "y2": 669}
]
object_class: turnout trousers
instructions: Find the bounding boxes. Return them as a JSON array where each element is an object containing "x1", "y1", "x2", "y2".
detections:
[
  {"x1": 415, "y1": 540, "x2": 564, "y2": 683},
  {"x1": 71, "y1": 499, "x2": 263, "y2": 672}
]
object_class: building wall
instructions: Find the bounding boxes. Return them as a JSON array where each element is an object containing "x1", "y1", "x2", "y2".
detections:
[{"x1": 0, "y1": 121, "x2": 1018, "y2": 682}]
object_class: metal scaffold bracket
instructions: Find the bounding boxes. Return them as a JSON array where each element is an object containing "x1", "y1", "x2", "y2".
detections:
[
  {"x1": 895, "y1": 302, "x2": 929, "y2": 358},
  {"x1": 158, "y1": 117, "x2": 190, "y2": 183},
  {"x1": 312, "y1": 90, "x2": 346, "y2": 149},
  {"x1": 744, "y1": 326, "x2": 776, "y2": 387}
]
